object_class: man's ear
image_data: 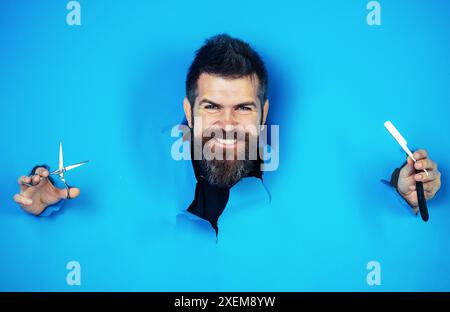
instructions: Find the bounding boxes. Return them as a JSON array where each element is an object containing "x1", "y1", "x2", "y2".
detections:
[
  {"x1": 183, "y1": 97, "x2": 192, "y2": 128},
  {"x1": 261, "y1": 99, "x2": 269, "y2": 125}
]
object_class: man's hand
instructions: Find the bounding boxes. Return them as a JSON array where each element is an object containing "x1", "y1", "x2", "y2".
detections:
[
  {"x1": 13, "y1": 167, "x2": 80, "y2": 215},
  {"x1": 397, "y1": 149, "x2": 441, "y2": 213}
]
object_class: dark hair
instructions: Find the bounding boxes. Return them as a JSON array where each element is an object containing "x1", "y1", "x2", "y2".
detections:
[{"x1": 186, "y1": 34, "x2": 268, "y2": 108}]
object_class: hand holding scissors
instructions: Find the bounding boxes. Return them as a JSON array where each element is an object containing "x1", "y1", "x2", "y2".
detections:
[{"x1": 13, "y1": 142, "x2": 88, "y2": 215}]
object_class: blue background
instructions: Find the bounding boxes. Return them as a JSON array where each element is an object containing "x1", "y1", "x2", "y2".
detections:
[{"x1": 0, "y1": 0, "x2": 449, "y2": 291}]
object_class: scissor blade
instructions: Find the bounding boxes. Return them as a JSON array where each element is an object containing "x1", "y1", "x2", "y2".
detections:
[
  {"x1": 59, "y1": 142, "x2": 64, "y2": 171},
  {"x1": 49, "y1": 168, "x2": 61, "y2": 175},
  {"x1": 64, "y1": 161, "x2": 89, "y2": 172}
]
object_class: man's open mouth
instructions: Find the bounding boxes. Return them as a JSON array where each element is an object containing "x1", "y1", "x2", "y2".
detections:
[{"x1": 213, "y1": 138, "x2": 238, "y2": 148}]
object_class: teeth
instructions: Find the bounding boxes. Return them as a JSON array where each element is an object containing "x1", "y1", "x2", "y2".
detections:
[{"x1": 216, "y1": 138, "x2": 236, "y2": 145}]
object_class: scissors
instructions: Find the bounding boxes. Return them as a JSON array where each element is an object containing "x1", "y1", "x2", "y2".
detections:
[{"x1": 24, "y1": 142, "x2": 88, "y2": 197}]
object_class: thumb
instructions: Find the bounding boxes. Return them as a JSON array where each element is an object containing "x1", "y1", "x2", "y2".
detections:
[
  {"x1": 406, "y1": 155, "x2": 415, "y2": 166},
  {"x1": 400, "y1": 157, "x2": 415, "y2": 178},
  {"x1": 59, "y1": 187, "x2": 81, "y2": 199}
]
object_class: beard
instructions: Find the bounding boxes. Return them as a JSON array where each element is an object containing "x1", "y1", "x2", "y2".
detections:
[
  {"x1": 200, "y1": 157, "x2": 259, "y2": 188},
  {"x1": 193, "y1": 126, "x2": 260, "y2": 188}
]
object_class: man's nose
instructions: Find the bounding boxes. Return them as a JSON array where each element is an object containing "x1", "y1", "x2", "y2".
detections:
[{"x1": 218, "y1": 109, "x2": 238, "y2": 130}]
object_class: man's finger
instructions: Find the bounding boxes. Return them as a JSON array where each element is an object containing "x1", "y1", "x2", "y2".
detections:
[
  {"x1": 69, "y1": 187, "x2": 81, "y2": 199},
  {"x1": 13, "y1": 194, "x2": 33, "y2": 206},
  {"x1": 425, "y1": 189, "x2": 437, "y2": 199},
  {"x1": 400, "y1": 161, "x2": 415, "y2": 178},
  {"x1": 18, "y1": 176, "x2": 32, "y2": 189},
  {"x1": 423, "y1": 181, "x2": 438, "y2": 193},
  {"x1": 34, "y1": 167, "x2": 49, "y2": 178},
  {"x1": 31, "y1": 174, "x2": 43, "y2": 186},
  {"x1": 58, "y1": 187, "x2": 81, "y2": 199},
  {"x1": 415, "y1": 170, "x2": 438, "y2": 183},
  {"x1": 413, "y1": 149, "x2": 428, "y2": 161},
  {"x1": 415, "y1": 158, "x2": 437, "y2": 171},
  {"x1": 406, "y1": 156, "x2": 414, "y2": 166}
]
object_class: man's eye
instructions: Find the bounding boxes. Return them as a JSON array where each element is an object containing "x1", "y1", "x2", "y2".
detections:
[
  {"x1": 237, "y1": 106, "x2": 252, "y2": 111},
  {"x1": 204, "y1": 104, "x2": 219, "y2": 110}
]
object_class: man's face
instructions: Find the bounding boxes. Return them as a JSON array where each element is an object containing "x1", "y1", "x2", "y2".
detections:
[{"x1": 183, "y1": 73, "x2": 269, "y2": 187}]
